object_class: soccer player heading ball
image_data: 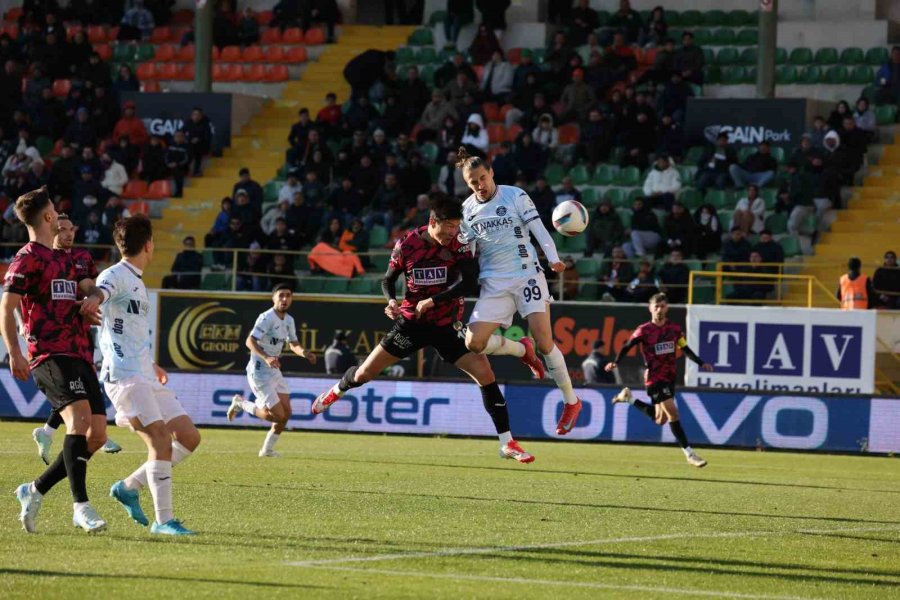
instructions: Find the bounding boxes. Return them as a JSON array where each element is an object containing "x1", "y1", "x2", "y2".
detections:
[
  {"x1": 605, "y1": 293, "x2": 713, "y2": 467},
  {"x1": 312, "y1": 193, "x2": 535, "y2": 463},
  {"x1": 455, "y1": 147, "x2": 583, "y2": 435}
]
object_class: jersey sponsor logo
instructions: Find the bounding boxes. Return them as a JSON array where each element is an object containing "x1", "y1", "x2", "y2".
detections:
[
  {"x1": 412, "y1": 266, "x2": 448, "y2": 285},
  {"x1": 496, "y1": 206, "x2": 507, "y2": 216},
  {"x1": 654, "y1": 341, "x2": 676, "y2": 355},
  {"x1": 470, "y1": 216, "x2": 515, "y2": 236},
  {"x1": 51, "y1": 279, "x2": 77, "y2": 301},
  {"x1": 69, "y1": 377, "x2": 86, "y2": 393},
  {"x1": 126, "y1": 299, "x2": 141, "y2": 315},
  {"x1": 528, "y1": 278, "x2": 536, "y2": 285}
]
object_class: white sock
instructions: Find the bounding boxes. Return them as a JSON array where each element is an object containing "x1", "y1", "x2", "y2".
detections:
[
  {"x1": 124, "y1": 441, "x2": 193, "y2": 491},
  {"x1": 41, "y1": 423, "x2": 56, "y2": 435},
  {"x1": 29, "y1": 482, "x2": 40, "y2": 496},
  {"x1": 73, "y1": 501, "x2": 89, "y2": 512},
  {"x1": 499, "y1": 431, "x2": 513, "y2": 446},
  {"x1": 263, "y1": 430, "x2": 280, "y2": 451},
  {"x1": 330, "y1": 382, "x2": 345, "y2": 398},
  {"x1": 542, "y1": 345, "x2": 578, "y2": 405},
  {"x1": 147, "y1": 460, "x2": 174, "y2": 525},
  {"x1": 483, "y1": 334, "x2": 526, "y2": 357},
  {"x1": 241, "y1": 399, "x2": 257, "y2": 414},
  {"x1": 682, "y1": 446, "x2": 694, "y2": 457}
]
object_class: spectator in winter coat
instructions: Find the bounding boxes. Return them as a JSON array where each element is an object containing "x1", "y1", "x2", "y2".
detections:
[
  {"x1": 437, "y1": 151, "x2": 468, "y2": 198},
  {"x1": 476, "y1": 0, "x2": 511, "y2": 38},
  {"x1": 752, "y1": 229, "x2": 785, "y2": 266},
  {"x1": 624, "y1": 197, "x2": 662, "y2": 258},
  {"x1": 461, "y1": 113, "x2": 489, "y2": 157},
  {"x1": 63, "y1": 107, "x2": 96, "y2": 150},
  {"x1": 569, "y1": 0, "x2": 599, "y2": 46},
  {"x1": 278, "y1": 171, "x2": 304, "y2": 204},
  {"x1": 480, "y1": 50, "x2": 514, "y2": 102},
  {"x1": 182, "y1": 106, "x2": 213, "y2": 176},
  {"x1": 606, "y1": 0, "x2": 642, "y2": 44},
  {"x1": 100, "y1": 153, "x2": 128, "y2": 197},
  {"x1": 729, "y1": 141, "x2": 777, "y2": 188},
  {"x1": 874, "y1": 46, "x2": 900, "y2": 105},
  {"x1": 418, "y1": 90, "x2": 459, "y2": 143},
  {"x1": 663, "y1": 202, "x2": 695, "y2": 257},
  {"x1": 468, "y1": 24, "x2": 501, "y2": 65},
  {"x1": 658, "y1": 249, "x2": 690, "y2": 304},
  {"x1": 162, "y1": 236, "x2": 204, "y2": 289},
  {"x1": 820, "y1": 130, "x2": 858, "y2": 205},
  {"x1": 598, "y1": 246, "x2": 635, "y2": 301},
  {"x1": 642, "y1": 155, "x2": 681, "y2": 210},
  {"x1": 560, "y1": 68, "x2": 596, "y2": 123},
  {"x1": 490, "y1": 141, "x2": 517, "y2": 186},
  {"x1": 873, "y1": 250, "x2": 900, "y2": 309},
  {"x1": 512, "y1": 132, "x2": 546, "y2": 183},
  {"x1": 692, "y1": 204, "x2": 721, "y2": 259},
  {"x1": 165, "y1": 130, "x2": 190, "y2": 197},
  {"x1": 626, "y1": 260, "x2": 661, "y2": 303},
  {"x1": 585, "y1": 200, "x2": 625, "y2": 257},
  {"x1": 853, "y1": 97, "x2": 877, "y2": 142},
  {"x1": 342, "y1": 49, "x2": 395, "y2": 100},
  {"x1": 721, "y1": 227, "x2": 751, "y2": 266},
  {"x1": 532, "y1": 113, "x2": 559, "y2": 153},
  {"x1": 141, "y1": 135, "x2": 168, "y2": 182},
  {"x1": 733, "y1": 184, "x2": 766, "y2": 234},
  {"x1": 674, "y1": 31, "x2": 704, "y2": 85},
  {"x1": 112, "y1": 100, "x2": 149, "y2": 147}
]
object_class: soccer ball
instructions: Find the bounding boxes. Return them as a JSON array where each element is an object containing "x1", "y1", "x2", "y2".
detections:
[{"x1": 552, "y1": 200, "x2": 589, "y2": 237}]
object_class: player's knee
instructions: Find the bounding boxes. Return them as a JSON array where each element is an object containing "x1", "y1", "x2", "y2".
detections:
[
  {"x1": 654, "y1": 413, "x2": 669, "y2": 426},
  {"x1": 465, "y1": 337, "x2": 487, "y2": 354},
  {"x1": 178, "y1": 427, "x2": 201, "y2": 451},
  {"x1": 87, "y1": 432, "x2": 107, "y2": 453}
]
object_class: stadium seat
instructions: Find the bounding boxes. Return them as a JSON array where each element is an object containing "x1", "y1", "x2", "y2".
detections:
[
  {"x1": 127, "y1": 201, "x2": 150, "y2": 216},
  {"x1": 735, "y1": 29, "x2": 758, "y2": 46},
  {"x1": 739, "y1": 48, "x2": 757, "y2": 66},
  {"x1": 544, "y1": 164, "x2": 565, "y2": 186},
  {"x1": 150, "y1": 27, "x2": 174, "y2": 43},
  {"x1": 282, "y1": 28, "x2": 304, "y2": 44},
  {"x1": 487, "y1": 124, "x2": 505, "y2": 144},
  {"x1": 776, "y1": 65, "x2": 798, "y2": 84},
  {"x1": 678, "y1": 188, "x2": 703, "y2": 210},
  {"x1": 242, "y1": 46, "x2": 264, "y2": 62},
  {"x1": 482, "y1": 102, "x2": 501, "y2": 123},
  {"x1": 122, "y1": 180, "x2": 149, "y2": 199},
  {"x1": 865, "y1": 47, "x2": 889, "y2": 65},
  {"x1": 65, "y1": 24, "x2": 83, "y2": 40},
  {"x1": 254, "y1": 10, "x2": 274, "y2": 24},
  {"x1": 212, "y1": 64, "x2": 235, "y2": 81},
  {"x1": 769, "y1": 146, "x2": 785, "y2": 163},
  {"x1": 285, "y1": 46, "x2": 308, "y2": 63},
  {"x1": 369, "y1": 225, "x2": 389, "y2": 248},
  {"x1": 141, "y1": 79, "x2": 160, "y2": 92},
  {"x1": 242, "y1": 64, "x2": 266, "y2": 82},
  {"x1": 370, "y1": 253, "x2": 390, "y2": 272},
  {"x1": 824, "y1": 65, "x2": 848, "y2": 84},
  {"x1": 798, "y1": 66, "x2": 821, "y2": 84},
  {"x1": 721, "y1": 66, "x2": 745, "y2": 84},
  {"x1": 558, "y1": 124, "x2": 579, "y2": 145},
  {"x1": 702, "y1": 9, "x2": 726, "y2": 26},
  {"x1": 606, "y1": 188, "x2": 630, "y2": 208},
  {"x1": 144, "y1": 179, "x2": 171, "y2": 200},
  {"x1": 779, "y1": 235, "x2": 801, "y2": 257},
  {"x1": 261, "y1": 28, "x2": 282, "y2": 44},
  {"x1": 176, "y1": 45, "x2": 195, "y2": 62},
  {"x1": 113, "y1": 43, "x2": 135, "y2": 62},
  {"x1": 135, "y1": 44, "x2": 155, "y2": 61},
  {"x1": 640, "y1": 47, "x2": 657, "y2": 66},
  {"x1": 840, "y1": 47, "x2": 865, "y2": 65},
  {"x1": 506, "y1": 124, "x2": 523, "y2": 142},
  {"x1": 179, "y1": 64, "x2": 196, "y2": 80},
  {"x1": 395, "y1": 46, "x2": 415, "y2": 64},
  {"x1": 580, "y1": 188, "x2": 599, "y2": 207},
  {"x1": 407, "y1": 28, "x2": 433, "y2": 46},
  {"x1": 87, "y1": 25, "x2": 108, "y2": 43},
  {"x1": 576, "y1": 257, "x2": 599, "y2": 277},
  {"x1": 52, "y1": 79, "x2": 71, "y2": 97},
  {"x1": 764, "y1": 213, "x2": 788, "y2": 234},
  {"x1": 679, "y1": 10, "x2": 702, "y2": 26},
  {"x1": 136, "y1": 62, "x2": 158, "y2": 80},
  {"x1": 263, "y1": 181, "x2": 281, "y2": 203},
  {"x1": 157, "y1": 63, "x2": 179, "y2": 79},
  {"x1": 568, "y1": 164, "x2": 591, "y2": 185},
  {"x1": 591, "y1": 164, "x2": 617, "y2": 185},
  {"x1": 201, "y1": 273, "x2": 232, "y2": 290},
  {"x1": 788, "y1": 48, "x2": 813, "y2": 65},
  {"x1": 417, "y1": 47, "x2": 438, "y2": 64},
  {"x1": 711, "y1": 28, "x2": 736, "y2": 46},
  {"x1": 265, "y1": 65, "x2": 289, "y2": 82},
  {"x1": 305, "y1": 29, "x2": 326, "y2": 45},
  {"x1": 219, "y1": 45, "x2": 241, "y2": 61},
  {"x1": 849, "y1": 65, "x2": 873, "y2": 85},
  {"x1": 562, "y1": 234, "x2": 586, "y2": 253},
  {"x1": 506, "y1": 47, "x2": 522, "y2": 65},
  {"x1": 154, "y1": 44, "x2": 176, "y2": 61},
  {"x1": 347, "y1": 278, "x2": 373, "y2": 295},
  {"x1": 875, "y1": 105, "x2": 898, "y2": 125},
  {"x1": 428, "y1": 9, "x2": 447, "y2": 26},
  {"x1": 615, "y1": 166, "x2": 641, "y2": 187},
  {"x1": 705, "y1": 189, "x2": 734, "y2": 211},
  {"x1": 263, "y1": 46, "x2": 286, "y2": 62},
  {"x1": 34, "y1": 136, "x2": 53, "y2": 157},
  {"x1": 814, "y1": 47, "x2": 838, "y2": 65},
  {"x1": 727, "y1": 9, "x2": 755, "y2": 26}
]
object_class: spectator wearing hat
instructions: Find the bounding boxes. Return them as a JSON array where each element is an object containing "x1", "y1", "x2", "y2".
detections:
[
  {"x1": 643, "y1": 155, "x2": 681, "y2": 210},
  {"x1": 873, "y1": 250, "x2": 900, "y2": 309},
  {"x1": 113, "y1": 100, "x2": 149, "y2": 147},
  {"x1": 461, "y1": 113, "x2": 489, "y2": 157},
  {"x1": 325, "y1": 331, "x2": 358, "y2": 374},
  {"x1": 582, "y1": 340, "x2": 616, "y2": 385},
  {"x1": 165, "y1": 130, "x2": 190, "y2": 197},
  {"x1": 163, "y1": 236, "x2": 204, "y2": 290}
]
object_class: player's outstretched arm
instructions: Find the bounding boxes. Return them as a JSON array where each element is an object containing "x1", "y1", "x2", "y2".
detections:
[
  {"x1": 678, "y1": 337, "x2": 713, "y2": 371},
  {"x1": 605, "y1": 338, "x2": 640, "y2": 372},
  {"x1": 381, "y1": 264, "x2": 402, "y2": 320},
  {"x1": 525, "y1": 217, "x2": 565, "y2": 272},
  {"x1": 0, "y1": 291, "x2": 28, "y2": 380},
  {"x1": 289, "y1": 341, "x2": 317, "y2": 364}
]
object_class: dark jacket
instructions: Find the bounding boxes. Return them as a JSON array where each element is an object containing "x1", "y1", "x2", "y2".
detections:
[{"x1": 170, "y1": 250, "x2": 204, "y2": 289}]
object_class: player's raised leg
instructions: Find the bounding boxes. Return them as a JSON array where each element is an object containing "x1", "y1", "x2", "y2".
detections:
[
  {"x1": 313, "y1": 345, "x2": 399, "y2": 414},
  {"x1": 527, "y1": 307, "x2": 582, "y2": 435},
  {"x1": 454, "y1": 351, "x2": 534, "y2": 463},
  {"x1": 465, "y1": 320, "x2": 545, "y2": 379}
]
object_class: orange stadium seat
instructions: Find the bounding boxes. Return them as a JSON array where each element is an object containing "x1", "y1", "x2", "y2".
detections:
[
  {"x1": 52, "y1": 79, "x2": 71, "y2": 97},
  {"x1": 261, "y1": 28, "x2": 282, "y2": 44},
  {"x1": 179, "y1": 63, "x2": 195, "y2": 80},
  {"x1": 157, "y1": 62, "x2": 179, "y2": 80},
  {"x1": 127, "y1": 201, "x2": 150, "y2": 216},
  {"x1": 282, "y1": 28, "x2": 304, "y2": 44},
  {"x1": 146, "y1": 180, "x2": 172, "y2": 199},
  {"x1": 640, "y1": 47, "x2": 657, "y2": 66},
  {"x1": 241, "y1": 46, "x2": 264, "y2": 62},
  {"x1": 122, "y1": 180, "x2": 149, "y2": 199},
  {"x1": 506, "y1": 48, "x2": 522, "y2": 65},
  {"x1": 500, "y1": 103, "x2": 515, "y2": 120},
  {"x1": 211, "y1": 46, "x2": 221, "y2": 61},
  {"x1": 141, "y1": 81, "x2": 161, "y2": 92},
  {"x1": 176, "y1": 45, "x2": 195, "y2": 62},
  {"x1": 221, "y1": 64, "x2": 245, "y2": 81},
  {"x1": 243, "y1": 64, "x2": 266, "y2": 82},
  {"x1": 154, "y1": 44, "x2": 176, "y2": 61},
  {"x1": 264, "y1": 64, "x2": 289, "y2": 82},
  {"x1": 305, "y1": 28, "x2": 326, "y2": 45},
  {"x1": 65, "y1": 24, "x2": 83, "y2": 40},
  {"x1": 473, "y1": 65, "x2": 484, "y2": 82},
  {"x1": 558, "y1": 124, "x2": 580, "y2": 145},
  {"x1": 150, "y1": 27, "x2": 174, "y2": 43},
  {"x1": 483, "y1": 102, "x2": 501, "y2": 123},
  {"x1": 136, "y1": 62, "x2": 158, "y2": 80},
  {"x1": 87, "y1": 25, "x2": 107, "y2": 43},
  {"x1": 284, "y1": 46, "x2": 308, "y2": 63},
  {"x1": 94, "y1": 43, "x2": 112, "y2": 61},
  {"x1": 219, "y1": 45, "x2": 241, "y2": 61},
  {"x1": 264, "y1": 46, "x2": 286, "y2": 62},
  {"x1": 255, "y1": 10, "x2": 273, "y2": 24},
  {"x1": 5, "y1": 7, "x2": 23, "y2": 21},
  {"x1": 108, "y1": 26, "x2": 120, "y2": 40},
  {"x1": 1, "y1": 23, "x2": 19, "y2": 37},
  {"x1": 487, "y1": 124, "x2": 505, "y2": 144},
  {"x1": 506, "y1": 124, "x2": 523, "y2": 142}
]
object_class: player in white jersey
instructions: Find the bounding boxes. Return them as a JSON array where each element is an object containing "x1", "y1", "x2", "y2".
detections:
[
  {"x1": 82, "y1": 215, "x2": 201, "y2": 536},
  {"x1": 225, "y1": 283, "x2": 317, "y2": 457},
  {"x1": 455, "y1": 148, "x2": 583, "y2": 435}
]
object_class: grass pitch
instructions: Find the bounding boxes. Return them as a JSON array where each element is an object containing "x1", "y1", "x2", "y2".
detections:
[{"x1": 0, "y1": 421, "x2": 898, "y2": 599}]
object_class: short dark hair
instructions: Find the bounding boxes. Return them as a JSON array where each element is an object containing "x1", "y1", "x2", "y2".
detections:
[
  {"x1": 15, "y1": 186, "x2": 52, "y2": 228},
  {"x1": 57, "y1": 212, "x2": 71, "y2": 222},
  {"x1": 272, "y1": 282, "x2": 294, "y2": 294},
  {"x1": 113, "y1": 214, "x2": 153, "y2": 257},
  {"x1": 183, "y1": 235, "x2": 195, "y2": 244},
  {"x1": 650, "y1": 292, "x2": 669, "y2": 304},
  {"x1": 429, "y1": 193, "x2": 464, "y2": 221},
  {"x1": 239, "y1": 167, "x2": 249, "y2": 176}
]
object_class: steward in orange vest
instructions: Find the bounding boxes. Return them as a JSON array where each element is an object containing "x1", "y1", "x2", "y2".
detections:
[{"x1": 836, "y1": 257, "x2": 873, "y2": 310}]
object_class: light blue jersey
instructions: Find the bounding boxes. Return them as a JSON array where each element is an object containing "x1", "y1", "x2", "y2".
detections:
[
  {"x1": 97, "y1": 261, "x2": 154, "y2": 382},
  {"x1": 247, "y1": 308, "x2": 298, "y2": 380},
  {"x1": 461, "y1": 185, "x2": 542, "y2": 280}
]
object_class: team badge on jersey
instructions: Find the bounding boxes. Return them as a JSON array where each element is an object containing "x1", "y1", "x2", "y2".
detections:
[
  {"x1": 496, "y1": 206, "x2": 507, "y2": 216},
  {"x1": 654, "y1": 341, "x2": 675, "y2": 355}
]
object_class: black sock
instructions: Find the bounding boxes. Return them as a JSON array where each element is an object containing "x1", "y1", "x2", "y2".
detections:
[
  {"x1": 62, "y1": 435, "x2": 91, "y2": 503},
  {"x1": 632, "y1": 399, "x2": 656, "y2": 420},
  {"x1": 669, "y1": 420, "x2": 690, "y2": 449},
  {"x1": 338, "y1": 366, "x2": 361, "y2": 392},
  {"x1": 34, "y1": 451, "x2": 68, "y2": 495},
  {"x1": 480, "y1": 382, "x2": 511, "y2": 435},
  {"x1": 47, "y1": 411, "x2": 63, "y2": 430}
]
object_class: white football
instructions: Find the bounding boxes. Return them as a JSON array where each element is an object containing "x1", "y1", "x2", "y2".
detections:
[{"x1": 552, "y1": 200, "x2": 589, "y2": 237}]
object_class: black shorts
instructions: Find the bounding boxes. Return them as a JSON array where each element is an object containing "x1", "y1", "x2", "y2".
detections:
[
  {"x1": 647, "y1": 381, "x2": 676, "y2": 404},
  {"x1": 380, "y1": 318, "x2": 469, "y2": 364},
  {"x1": 31, "y1": 356, "x2": 105, "y2": 415}
]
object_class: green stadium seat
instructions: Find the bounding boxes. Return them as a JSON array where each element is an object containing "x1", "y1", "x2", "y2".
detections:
[
  {"x1": 775, "y1": 47, "x2": 787, "y2": 65},
  {"x1": 693, "y1": 29, "x2": 713, "y2": 46},
  {"x1": 606, "y1": 188, "x2": 631, "y2": 209},
  {"x1": 35, "y1": 136, "x2": 53, "y2": 156},
  {"x1": 562, "y1": 234, "x2": 586, "y2": 253},
  {"x1": 850, "y1": 65, "x2": 874, "y2": 85},
  {"x1": 369, "y1": 225, "x2": 389, "y2": 248},
  {"x1": 395, "y1": 46, "x2": 415, "y2": 64},
  {"x1": 735, "y1": 29, "x2": 758, "y2": 46},
  {"x1": 544, "y1": 163, "x2": 565, "y2": 186},
  {"x1": 407, "y1": 28, "x2": 433, "y2": 46},
  {"x1": 702, "y1": 47, "x2": 715, "y2": 65},
  {"x1": 347, "y1": 278, "x2": 374, "y2": 295},
  {"x1": 788, "y1": 47, "x2": 813, "y2": 65},
  {"x1": 568, "y1": 164, "x2": 592, "y2": 186},
  {"x1": 675, "y1": 165, "x2": 694, "y2": 183},
  {"x1": 580, "y1": 187, "x2": 600, "y2": 207},
  {"x1": 769, "y1": 146, "x2": 785, "y2": 163},
  {"x1": 718, "y1": 212, "x2": 732, "y2": 231},
  {"x1": 678, "y1": 188, "x2": 703, "y2": 211},
  {"x1": 576, "y1": 257, "x2": 600, "y2": 277},
  {"x1": 428, "y1": 10, "x2": 446, "y2": 26},
  {"x1": 417, "y1": 47, "x2": 437, "y2": 63},
  {"x1": 737, "y1": 146, "x2": 755, "y2": 163},
  {"x1": 759, "y1": 188, "x2": 777, "y2": 210},
  {"x1": 322, "y1": 279, "x2": 349, "y2": 294},
  {"x1": 824, "y1": 65, "x2": 848, "y2": 84},
  {"x1": 419, "y1": 65, "x2": 435, "y2": 85},
  {"x1": 616, "y1": 207, "x2": 632, "y2": 228},
  {"x1": 702, "y1": 10, "x2": 727, "y2": 26},
  {"x1": 608, "y1": 146, "x2": 625, "y2": 164},
  {"x1": 721, "y1": 66, "x2": 745, "y2": 84},
  {"x1": 705, "y1": 189, "x2": 734, "y2": 211},
  {"x1": 764, "y1": 212, "x2": 788, "y2": 234},
  {"x1": 202, "y1": 250, "x2": 215, "y2": 267},
  {"x1": 614, "y1": 166, "x2": 641, "y2": 187},
  {"x1": 201, "y1": 273, "x2": 232, "y2": 290},
  {"x1": 875, "y1": 105, "x2": 898, "y2": 125},
  {"x1": 113, "y1": 43, "x2": 135, "y2": 61},
  {"x1": 726, "y1": 9, "x2": 755, "y2": 27},
  {"x1": 716, "y1": 47, "x2": 740, "y2": 66},
  {"x1": 839, "y1": 47, "x2": 865, "y2": 65},
  {"x1": 299, "y1": 278, "x2": 324, "y2": 293},
  {"x1": 798, "y1": 65, "x2": 822, "y2": 84},
  {"x1": 596, "y1": 10, "x2": 611, "y2": 26},
  {"x1": 814, "y1": 47, "x2": 838, "y2": 65},
  {"x1": 798, "y1": 214, "x2": 817, "y2": 236},
  {"x1": 263, "y1": 180, "x2": 281, "y2": 203},
  {"x1": 664, "y1": 10, "x2": 681, "y2": 26},
  {"x1": 779, "y1": 235, "x2": 802, "y2": 257},
  {"x1": 679, "y1": 10, "x2": 702, "y2": 26},
  {"x1": 739, "y1": 48, "x2": 757, "y2": 66},
  {"x1": 592, "y1": 163, "x2": 617, "y2": 185},
  {"x1": 532, "y1": 48, "x2": 545, "y2": 64},
  {"x1": 371, "y1": 253, "x2": 391, "y2": 272},
  {"x1": 419, "y1": 142, "x2": 439, "y2": 164},
  {"x1": 865, "y1": 47, "x2": 889, "y2": 65},
  {"x1": 776, "y1": 65, "x2": 798, "y2": 84},
  {"x1": 704, "y1": 65, "x2": 722, "y2": 84},
  {"x1": 135, "y1": 43, "x2": 155, "y2": 61},
  {"x1": 742, "y1": 66, "x2": 757, "y2": 83}
]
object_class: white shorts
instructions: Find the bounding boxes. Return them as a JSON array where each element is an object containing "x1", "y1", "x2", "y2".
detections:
[
  {"x1": 469, "y1": 272, "x2": 551, "y2": 328},
  {"x1": 105, "y1": 376, "x2": 187, "y2": 429},
  {"x1": 248, "y1": 370, "x2": 290, "y2": 409}
]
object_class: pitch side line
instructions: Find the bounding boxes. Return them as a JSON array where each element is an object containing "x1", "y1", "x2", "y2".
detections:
[
  {"x1": 301, "y1": 565, "x2": 832, "y2": 600},
  {"x1": 285, "y1": 525, "x2": 900, "y2": 567}
]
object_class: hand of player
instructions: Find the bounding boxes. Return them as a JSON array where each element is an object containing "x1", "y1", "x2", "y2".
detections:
[
  {"x1": 604, "y1": 361, "x2": 618, "y2": 372},
  {"x1": 265, "y1": 355, "x2": 281, "y2": 369},
  {"x1": 154, "y1": 363, "x2": 169, "y2": 385},
  {"x1": 78, "y1": 296, "x2": 102, "y2": 322},
  {"x1": 550, "y1": 261, "x2": 566, "y2": 273},
  {"x1": 415, "y1": 298, "x2": 435, "y2": 319},
  {"x1": 385, "y1": 299, "x2": 401, "y2": 320},
  {"x1": 302, "y1": 350, "x2": 317, "y2": 365},
  {"x1": 700, "y1": 362, "x2": 714, "y2": 372},
  {"x1": 9, "y1": 352, "x2": 29, "y2": 381}
]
